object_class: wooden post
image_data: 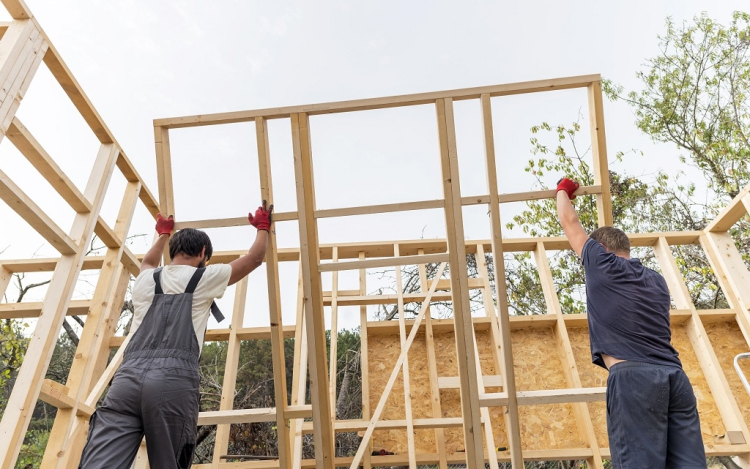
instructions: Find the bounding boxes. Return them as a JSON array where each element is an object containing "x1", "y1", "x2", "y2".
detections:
[
  {"x1": 394, "y1": 244, "x2": 417, "y2": 469},
  {"x1": 479, "y1": 94, "x2": 523, "y2": 466},
  {"x1": 701, "y1": 231, "x2": 750, "y2": 345},
  {"x1": 212, "y1": 278, "x2": 248, "y2": 465},
  {"x1": 328, "y1": 247, "x2": 340, "y2": 415},
  {"x1": 533, "y1": 243, "x2": 603, "y2": 469},
  {"x1": 588, "y1": 81, "x2": 612, "y2": 227},
  {"x1": 417, "y1": 249, "x2": 448, "y2": 469},
  {"x1": 291, "y1": 112, "x2": 334, "y2": 469},
  {"x1": 154, "y1": 125, "x2": 174, "y2": 262},
  {"x1": 256, "y1": 116, "x2": 292, "y2": 469},
  {"x1": 290, "y1": 264, "x2": 309, "y2": 469},
  {"x1": 436, "y1": 97, "x2": 483, "y2": 469},
  {"x1": 358, "y1": 251, "x2": 372, "y2": 469}
]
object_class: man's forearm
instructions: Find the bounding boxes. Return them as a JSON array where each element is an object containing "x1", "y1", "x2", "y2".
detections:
[
  {"x1": 141, "y1": 233, "x2": 170, "y2": 271},
  {"x1": 247, "y1": 230, "x2": 269, "y2": 263},
  {"x1": 557, "y1": 191, "x2": 580, "y2": 231},
  {"x1": 228, "y1": 230, "x2": 269, "y2": 285}
]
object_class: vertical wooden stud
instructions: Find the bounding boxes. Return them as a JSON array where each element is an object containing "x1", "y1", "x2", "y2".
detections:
[
  {"x1": 394, "y1": 244, "x2": 417, "y2": 469},
  {"x1": 436, "y1": 97, "x2": 483, "y2": 469},
  {"x1": 480, "y1": 94, "x2": 523, "y2": 467},
  {"x1": 211, "y1": 278, "x2": 248, "y2": 465},
  {"x1": 417, "y1": 249, "x2": 448, "y2": 469},
  {"x1": 588, "y1": 81, "x2": 612, "y2": 227},
  {"x1": 533, "y1": 243, "x2": 603, "y2": 468},
  {"x1": 257, "y1": 116, "x2": 291, "y2": 469},
  {"x1": 291, "y1": 112, "x2": 334, "y2": 469}
]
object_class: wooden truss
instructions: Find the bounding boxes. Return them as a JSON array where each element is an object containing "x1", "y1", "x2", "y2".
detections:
[{"x1": 0, "y1": 1, "x2": 749, "y2": 468}]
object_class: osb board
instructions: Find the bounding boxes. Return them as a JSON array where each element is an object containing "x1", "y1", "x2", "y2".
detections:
[
  {"x1": 367, "y1": 332, "x2": 408, "y2": 453},
  {"x1": 671, "y1": 323, "x2": 727, "y2": 447},
  {"x1": 703, "y1": 320, "x2": 750, "y2": 430},
  {"x1": 511, "y1": 327, "x2": 585, "y2": 450},
  {"x1": 568, "y1": 327, "x2": 608, "y2": 447},
  {"x1": 368, "y1": 329, "x2": 505, "y2": 454}
]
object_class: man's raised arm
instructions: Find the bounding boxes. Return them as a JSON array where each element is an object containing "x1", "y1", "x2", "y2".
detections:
[
  {"x1": 140, "y1": 214, "x2": 174, "y2": 273},
  {"x1": 228, "y1": 201, "x2": 272, "y2": 285},
  {"x1": 556, "y1": 178, "x2": 588, "y2": 257}
]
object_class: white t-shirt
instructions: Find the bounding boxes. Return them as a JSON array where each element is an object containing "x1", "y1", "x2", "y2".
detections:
[{"x1": 131, "y1": 264, "x2": 232, "y2": 352}]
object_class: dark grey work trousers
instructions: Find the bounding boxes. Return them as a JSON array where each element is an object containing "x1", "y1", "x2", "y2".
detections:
[
  {"x1": 79, "y1": 357, "x2": 200, "y2": 469},
  {"x1": 79, "y1": 267, "x2": 206, "y2": 469},
  {"x1": 607, "y1": 361, "x2": 707, "y2": 468}
]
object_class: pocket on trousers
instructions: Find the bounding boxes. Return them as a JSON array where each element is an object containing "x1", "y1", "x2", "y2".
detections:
[{"x1": 160, "y1": 372, "x2": 200, "y2": 419}]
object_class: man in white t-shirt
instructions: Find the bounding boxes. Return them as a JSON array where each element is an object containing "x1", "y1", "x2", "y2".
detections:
[{"x1": 79, "y1": 202, "x2": 273, "y2": 469}]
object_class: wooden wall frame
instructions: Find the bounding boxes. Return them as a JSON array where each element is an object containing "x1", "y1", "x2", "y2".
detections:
[{"x1": 0, "y1": 1, "x2": 748, "y2": 468}]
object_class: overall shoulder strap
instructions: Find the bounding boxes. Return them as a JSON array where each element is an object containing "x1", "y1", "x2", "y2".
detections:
[
  {"x1": 185, "y1": 267, "x2": 225, "y2": 322},
  {"x1": 185, "y1": 267, "x2": 206, "y2": 294},
  {"x1": 153, "y1": 267, "x2": 164, "y2": 295},
  {"x1": 210, "y1": 301, "x2": 225, "y2": 323}
]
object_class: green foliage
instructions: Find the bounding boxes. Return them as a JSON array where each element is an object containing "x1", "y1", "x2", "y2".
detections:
[
  {"x1": 506, "y1": 117, "x2": 716, "y2": 314},
  {"x1": 606, "y1": 11, "x2": 750, "y2": 201}
]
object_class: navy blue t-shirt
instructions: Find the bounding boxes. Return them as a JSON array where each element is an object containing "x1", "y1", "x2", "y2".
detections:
[{"x1": 582, "y1": 238, "x2": 681, "y2": 369}]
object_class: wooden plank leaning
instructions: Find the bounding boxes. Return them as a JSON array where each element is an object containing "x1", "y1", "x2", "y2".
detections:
[{"x1": 348, "y1": 262, "x2": 447, "y2": 469}]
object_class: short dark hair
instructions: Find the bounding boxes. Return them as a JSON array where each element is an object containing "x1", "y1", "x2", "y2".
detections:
[
  {"x1": 589, "y1": 226, "x2": 630, "y2": 254},
  {"x1": 169, "y1": 228, "x2": 213, "y2": 260}
]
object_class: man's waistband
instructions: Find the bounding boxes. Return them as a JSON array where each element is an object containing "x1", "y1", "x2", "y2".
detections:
[{"x1": 609, "y1": 360, "x2": 682, "y2": 372}]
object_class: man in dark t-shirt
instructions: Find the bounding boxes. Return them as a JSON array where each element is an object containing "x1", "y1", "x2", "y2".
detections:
[{"x1": 555, "y1": 177, "x2": 706, "y2": 468}]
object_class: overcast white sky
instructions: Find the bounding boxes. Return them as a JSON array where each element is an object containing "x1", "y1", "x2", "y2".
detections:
[{"x1": 0, "y1": 1, "x2": 745, "y2": 331}]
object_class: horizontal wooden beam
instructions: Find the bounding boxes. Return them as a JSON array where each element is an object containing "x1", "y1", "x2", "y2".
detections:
[
  {"x1": 301, "y1": 417, "x2": 468, "y2": 434},
  {"x1": 439, "y1": 375, "x2": 503, "y2": 389},
  {"x1": 154, "y1": 74, "x2": 601, "y2": 128},
  {"x1": 175, "y1": 186, "x2": 602, "y2": 231},
  {"x1": 0, "y1": 299, "x2": 90, "y2": 319},
  {"x1": 336, "y1": 292, "x2": 454, "y2": 307},
  {"x1": 109, "y1": 324, "x2": 298, "y2": 347},
  {"x1": 197, "y1": 405, "x2": 312, "y2": 426},
  {"x1": 319, "y1": 253, "x2": 449, "y2": 272},
  {"x1": 479, "y1": 387, "x2": 607, "y2": 407},
  {"x1": 38, "y1": 379, "x2": 95, "y2": 417},
  {"x1": 0, "y1": 231, "x2": 710, "y2": 273}
]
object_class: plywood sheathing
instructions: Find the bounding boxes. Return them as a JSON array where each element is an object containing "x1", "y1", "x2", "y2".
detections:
[
  {"x1": 671, "y1": 324, "x2": 727, "y2": 446},
  {"x1": 704, "y1": 321, "x2": 750, "y2": 430},
  {"x1": 370, "y1": 319, "x2": 741, "y2": 455},
  {"x1": 567, "y1": 327, "x2": 609, "y2": 448}
]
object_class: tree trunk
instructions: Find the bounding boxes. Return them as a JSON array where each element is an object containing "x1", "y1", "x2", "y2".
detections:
[
  {"x1": 718, "y1": 456, "x2": 742, "y2": 469},
  {"x1": 61, "y1": 319, "x2": 79, "y2": 346},
  {"x1": 336, "y1": 361, "x2": 352, "y2": 419}
]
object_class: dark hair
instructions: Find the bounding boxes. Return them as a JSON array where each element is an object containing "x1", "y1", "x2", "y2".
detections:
[
  {"x1": 589, "y1": 226, "x2": 630, "y2": 254},
  {"x1": 169, "y1": 228, "x2": 213, "y2": 260}
]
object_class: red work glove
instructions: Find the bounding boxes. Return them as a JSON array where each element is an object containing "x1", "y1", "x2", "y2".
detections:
[
  {"x1": 556, "y1": 178, "x2": 580, "y2": 200},
  {"x1": 248, "y1": 200, "x2": 274, "y2": 232},
  {"x1": 155, "y1": 214, "x2": 174, "y2": 236}
]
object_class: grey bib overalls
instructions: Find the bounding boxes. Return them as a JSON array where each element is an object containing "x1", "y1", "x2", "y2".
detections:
[{"x1": 79, "y1": 267, "x2": 214, "y2": 469}]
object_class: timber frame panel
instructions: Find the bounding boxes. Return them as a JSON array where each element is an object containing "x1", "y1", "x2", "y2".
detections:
[{"x1": 0, "y1": 1, "x2": 748, "y2": 468}]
